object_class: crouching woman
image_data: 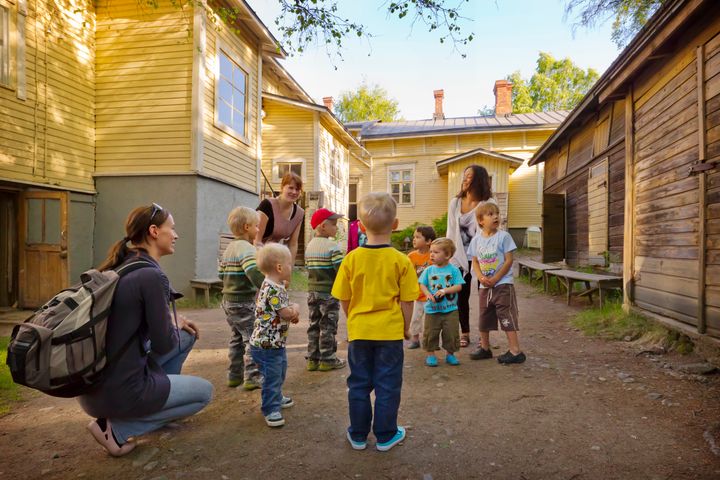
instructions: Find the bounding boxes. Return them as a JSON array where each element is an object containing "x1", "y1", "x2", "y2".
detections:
[{"x1": 79, "y1": 204, "x2": 213, "y2": 456}]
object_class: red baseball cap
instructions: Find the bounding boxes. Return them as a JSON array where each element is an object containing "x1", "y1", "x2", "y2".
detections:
[{"x1": 311, "y1": 208, "x2": 343, "y2": 229}]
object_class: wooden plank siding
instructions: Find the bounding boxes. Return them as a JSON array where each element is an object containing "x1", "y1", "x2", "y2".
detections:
[
  {"x1": 363, "y1": 130, "x2": 554, "y2": 229},
  {"x1": 201, "y1": 11, "x2": 260, "y2": 193},
  {"x1": 317, "y1": 120, "x2": 350, "y2": 215},
  {"x1": 95, "y1": 0, "x2": 192, "y2": 174},
  {"x1": 260, "y1": 101, "x2": 315, "y2": 191},
  {"x1": 1, "y1": 0, "x2": 95, "y2": 192},
  {"x1": 447, "y1": 155, "x2": 512, "y2": 227}
]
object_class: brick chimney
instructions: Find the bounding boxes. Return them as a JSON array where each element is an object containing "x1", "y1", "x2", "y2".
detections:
[
  {"x1": 493, "y1": 80, "x2": 513, "y2": 116},
  {"x1": 323, "y1": 96, "x2": 334, "y2": 112},
  {"x1": 433, "y1": 89, "x2": 445, "y2": 120}
]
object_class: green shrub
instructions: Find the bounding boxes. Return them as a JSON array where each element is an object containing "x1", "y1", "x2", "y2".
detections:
[
  {"x1": 390, "y1": 213, "x2": 448, "y2": 251},
  {"x1": 0, "y1": 337, "x2": 23, "y2": 415}
]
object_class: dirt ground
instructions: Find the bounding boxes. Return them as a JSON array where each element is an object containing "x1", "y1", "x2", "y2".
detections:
[{"x1": 1, "y1": 281, "x2": 720, "y2": 480}]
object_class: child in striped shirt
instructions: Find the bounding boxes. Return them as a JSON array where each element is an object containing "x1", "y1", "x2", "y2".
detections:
[
  {"x1": 219, "y1": 206, "x2": 265, "y2": 390},
  {"x1": 304, "y1": 208, "x2": 346, "y2": 372}
]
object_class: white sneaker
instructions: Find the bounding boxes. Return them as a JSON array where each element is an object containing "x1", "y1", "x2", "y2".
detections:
[
  {"x1": 265, "y1": 412, "x2": 285, "y2": 427},
  {"x1": 281, "y1": 396, "x2": 294, "y2": 409}
]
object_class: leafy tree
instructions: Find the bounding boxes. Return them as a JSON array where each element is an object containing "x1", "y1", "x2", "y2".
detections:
[
  {"x1": 564, "y1": 0, "x2": 663, "y2": 47},
  {"x1": 507, "y1": 52, "x2": 599, "y2": 113},
  {"x1": 335, "y1": 83, "x2": 401, "y2": 123}
]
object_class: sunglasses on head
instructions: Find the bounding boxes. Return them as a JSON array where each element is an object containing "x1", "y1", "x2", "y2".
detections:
[{"x1": 149, "y1": 203, "x2": 164, "y2": 223}]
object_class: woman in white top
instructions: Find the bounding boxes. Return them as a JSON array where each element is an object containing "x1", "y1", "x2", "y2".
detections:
[{"x1": 447, "y1": 165, "x2": 496, "y2": 347}]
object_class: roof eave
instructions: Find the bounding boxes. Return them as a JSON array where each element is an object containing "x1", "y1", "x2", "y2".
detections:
[{"x1": 361, "y1": 124, "x2": 561, "y2": 142}]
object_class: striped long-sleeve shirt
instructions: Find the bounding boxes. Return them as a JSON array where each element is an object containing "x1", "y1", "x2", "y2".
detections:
[
  {"x1": 305, "y1": 236, "x2": 344, "y2": 293},
  {"x1": 219, "y1": 239, "x2": 265, "y2": 302}
]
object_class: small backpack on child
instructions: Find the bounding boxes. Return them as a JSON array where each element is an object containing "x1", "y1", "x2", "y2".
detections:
[{"x1": 5, "y1": 261, "x2": 153, "y2": 398}]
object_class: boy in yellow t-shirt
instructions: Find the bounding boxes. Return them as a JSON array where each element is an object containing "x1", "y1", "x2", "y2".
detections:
[{"x1": 332, "y1": 192, "x2": 419, "y2": 452}]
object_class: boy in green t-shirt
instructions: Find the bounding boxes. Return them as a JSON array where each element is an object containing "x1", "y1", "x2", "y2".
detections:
[
  {"x1": 332, "y1": 192, "x2": 419, "y2": 452},
  {"x1": 305, "y1": 208, "x2": 346, "y2": 372},
  {"x1": 219, "y1": 206, "x2": 265, "y2": 390}
]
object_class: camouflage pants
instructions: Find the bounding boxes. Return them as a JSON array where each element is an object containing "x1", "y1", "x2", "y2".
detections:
[
  {"x1": 223, "y1": 301, "x2": 262, "y2": 383},
  {"x1": 307, "y1": 292, "x2": 340, "y2": 362}
]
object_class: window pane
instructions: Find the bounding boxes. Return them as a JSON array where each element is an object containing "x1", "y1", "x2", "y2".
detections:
[
  {"x1": 402, "y1": 170, "x2": 412, "y2": 181},
  {"x1": 349, "y1": 183, "x2": 357, "y2": 201},
  {"x1": 233, "y1": 90, "x2": 244, "y2": 111},
  {"x1": 232, "y1": 111, "x2": 245, "y2": 135},
  {"x1": 278, "y1": 164, "x2": 289, "y2": 177},
  {"x1": 44, "y1": 199, "x2": 61, "y2": 244},
  {"x1": 291, "y1": 164, "x2": 302, "y2": 176},
  {"x1": 218, "y1": 100, "x2": 232, "y2": 125},
  {"x1": 402, "y1": 183, "x2": 411, "y2": 194},
  {"x1": 218, "y1": 79, "x2": 232, "y2": 102},
  {"x1": 391, "y1": 193, "x2": 399, "y2": 203},
  {"x1": 26, "y1": 199, "x2": 43, "y2": 243},
  {"x1": 390, "y1": 171, "x2": 400, "y2": 182},
  {"x1": 391, "y1": 184, "x2": 400, "y2": 194},
  {"x1": 219, "y1": 53, "x2": 233, "y2": 81},
  {"x1": 233, "y1": 67, "x2": 246, "y2": 93},
  {"x1": 402, "y1": 193, "x2": 411, "y2": 204}
]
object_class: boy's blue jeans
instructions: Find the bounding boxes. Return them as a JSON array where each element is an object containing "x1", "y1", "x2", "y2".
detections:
[
  {"x1": 347, "y1": 340, "x2": 403, "y2": 444},
  {"x1": 250, "y1": 346, "x2": 287, "y2": 416}
]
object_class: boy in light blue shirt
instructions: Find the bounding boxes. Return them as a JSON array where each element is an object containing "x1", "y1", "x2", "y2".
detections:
[
  {"x1": 418, "y1": 238, "x2": 465, "y2": 367},
  {"x1": 468, "y1": 202, "x2": 525, "y2": 364}
]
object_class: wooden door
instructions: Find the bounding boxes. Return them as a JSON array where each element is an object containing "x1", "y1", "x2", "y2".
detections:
[
  {"x1": 588, "y1": 159, "x2": 609, "y2": 266},
  {"x1": 18, "y1": 191, "x2": 69, "y2": 308},
  {"x1": 542, "y1": 193, "x2": 565, "y2": 263}
]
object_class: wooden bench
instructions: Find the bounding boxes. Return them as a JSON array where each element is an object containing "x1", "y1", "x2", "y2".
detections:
[
  {"x1": 544, "y1": 269, "x2": 623, "y2": 308},
  {"x1": 517, "y1": 259, "x2": 561, "y2": 292},
  {"x1": 190, "y1": 233, "x2": 235, "y2": 306}
]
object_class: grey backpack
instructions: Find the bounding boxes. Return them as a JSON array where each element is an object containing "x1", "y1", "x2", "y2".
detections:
[{"x1": 5, "y1": 261, "x2": 153, "y2": 398}]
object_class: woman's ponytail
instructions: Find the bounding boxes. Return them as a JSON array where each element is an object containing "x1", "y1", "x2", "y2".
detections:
[{"x1": 97, "y1": 238, "x2": 130, "y2": 271}]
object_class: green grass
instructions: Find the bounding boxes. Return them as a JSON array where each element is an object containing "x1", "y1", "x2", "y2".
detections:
[
  {"x1": 0, "y1": 337, "x2": 23, "y2": 415},
  {"x1": 176, "y1": 292, "x2": 223, "y2": 309},
  {"x1": 290, "y1": 268, "x2": 308, "y2": 292},
  {"x1": 571, "y1": 302, "x2": 694, "y2": 353}
]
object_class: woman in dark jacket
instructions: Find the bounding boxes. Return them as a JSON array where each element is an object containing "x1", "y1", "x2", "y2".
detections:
[{"x1": 79, "y1": 204, "x2": 213, "y2": 456}]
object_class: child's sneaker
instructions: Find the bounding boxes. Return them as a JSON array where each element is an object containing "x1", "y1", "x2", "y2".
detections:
[
  {"x1": 264, "y1": 412, "x2": 285, "y2": 427},
  {"x1": 242, "y1": 379, "x2": 261, "y2": 391},
  {"x1": 498, "y1": 351, "x2": 526, "y2": 364},
  {"x1": 425, "y1": 355, "x2": 438, "y2": 367},
  {"x1": 281, "y1": 396, "x2": 294, "y2": 409},
  {"x1": 445, "y1": 354, "x2": 460, "y2": 366},
  {"x1": 376, "y1": 426, "x2": 406, "y2": 452},
  {"x1": 318, "y1": 358, "x2": 346, "y2": 371},
  {"x1": 407, "y1": 341, "x2": 421, "y2": 349},
  {"x1": 469, "y1": 347, "x2": 493, "y2": 360},
  {"x1": 307, "y1": 359, "x2": 319, "y2": 371},
  {"x1": 346, "y1": 431, "x2": 367, "y2": 450},
  {"x1": 227, "y1": 378, "x2": 242, "y2": 388}
]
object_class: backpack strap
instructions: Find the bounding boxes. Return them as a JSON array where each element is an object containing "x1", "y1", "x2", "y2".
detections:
[{"x1": 109, "y1": 260, "x2": 156, "y2": 361}]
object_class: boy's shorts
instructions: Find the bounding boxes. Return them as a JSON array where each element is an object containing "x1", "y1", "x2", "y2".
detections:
[
  {"x1": 478, "y1": 284, "x2": 519, "y2": 332},
  {"x1": 409, "y1": 300, "x2": 426, "y2": 336},
  {"x1": 422, "y1": 311, "x2": 460, "y2": 353}
]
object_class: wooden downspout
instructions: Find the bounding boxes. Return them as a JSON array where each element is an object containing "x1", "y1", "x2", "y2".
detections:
[
  {"x1": 697, "y1": 45, "x2": 707, "y2": 334},
  {"x1": 623, "y1": 88, "x2": 635, "y2": 313}
]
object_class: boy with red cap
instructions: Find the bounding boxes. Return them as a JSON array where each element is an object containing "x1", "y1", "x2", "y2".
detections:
[{"x1": 304, "y1": 208, "x2": 347, "y2": 371}]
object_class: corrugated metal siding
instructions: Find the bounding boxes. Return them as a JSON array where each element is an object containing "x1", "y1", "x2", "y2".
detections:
[
  {"x1": 202, "y1": 17, "x2": 259, "y2": 192},
  {"x1": 95, "y1": 0, "x2": 191, "y2": 173},
  {"x1": 261, "y1": 101, "x2": 315, "y2": 190},
  {"x1": 1, "y1": 0, "x2": 95, "y2": 191}
]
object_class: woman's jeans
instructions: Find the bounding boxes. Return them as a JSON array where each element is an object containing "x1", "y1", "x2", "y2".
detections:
[
  {"x1": 346, "y1": 340, "x2": 403, "y2": 444},
  {"x1": 458, "y1": 263, "x2": 473, "y2": 334},
  {"x1": 250, "y1": 346, "x2": 287, "y2": 416},
  {"x1": 110, "y1": 330, "x2": 213, "y2": 443}
]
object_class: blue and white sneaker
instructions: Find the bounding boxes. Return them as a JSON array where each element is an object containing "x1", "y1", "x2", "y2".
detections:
[
  {"x1": 376, "y1": 426, "x2": 406, "y2": 452},
  {"x1": 346, "y1": 431, "x2": 367, "y2": 450},
  {"x1": 281, "y1": 396, "x2": 294, "y2": 409},
  {"x1": 264, "y1": 411, "x2": 285, "y2": 427}
]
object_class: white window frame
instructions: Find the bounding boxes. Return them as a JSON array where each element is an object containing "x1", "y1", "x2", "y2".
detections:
[
  {"x1": 272, "y1": 158, "x2": 306, "y2": 181},
  {"x1": 387, "y1": 163, "x2": 415, "y2": 206},
  {"x1": 0, "y1": 4, "x2": 10, "y2": 88},
  {"x1": 214, "y1": 46, "x2": 249, "y2": 143}
]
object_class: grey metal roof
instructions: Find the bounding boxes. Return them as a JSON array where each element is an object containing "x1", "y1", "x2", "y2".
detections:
[{"x1": 351, "y1": 111, "x2": 569, "y2": 139}]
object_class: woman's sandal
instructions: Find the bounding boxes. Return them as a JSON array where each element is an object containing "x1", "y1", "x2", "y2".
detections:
[
  {"x1": 87, "y1": 419, "x2": 136, "y2": 457},
  {"x1": 460, "y1": 334, "x2": 470, "y2": 348}
]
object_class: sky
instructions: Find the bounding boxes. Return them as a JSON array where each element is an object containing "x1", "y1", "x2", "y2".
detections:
[{"x1": 246, "y1": 0, "x2": 623, "y2": 120}]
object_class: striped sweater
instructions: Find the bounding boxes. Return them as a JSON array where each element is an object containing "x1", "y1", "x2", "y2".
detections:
[
  {"x1": 219, "y1": 239, "x2": 265, "y2": 302},
  {"x1": 305, "y1": 236, "x2": 344, "y2": 293}
]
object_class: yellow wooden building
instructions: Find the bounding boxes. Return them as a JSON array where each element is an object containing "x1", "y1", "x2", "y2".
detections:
[
  {"x1": 0, "y1": 0, "x2": 358, "y2": 306},
  {"x1": 348, "y1": 86, "x2": 567, "y2": 244}
]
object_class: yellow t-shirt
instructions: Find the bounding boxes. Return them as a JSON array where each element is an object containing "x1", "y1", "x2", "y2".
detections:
[{"x1": 332, "y1": 245, "x2": 420, "y2": 341}]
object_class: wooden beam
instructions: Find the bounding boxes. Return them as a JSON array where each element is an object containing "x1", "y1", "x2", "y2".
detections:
[
  {"x1": 623, "y1": 87, "x2": 635, "y2": 313},
  {"x1": 697, "y1": 44, "x2": 708, "y2": 334}
]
